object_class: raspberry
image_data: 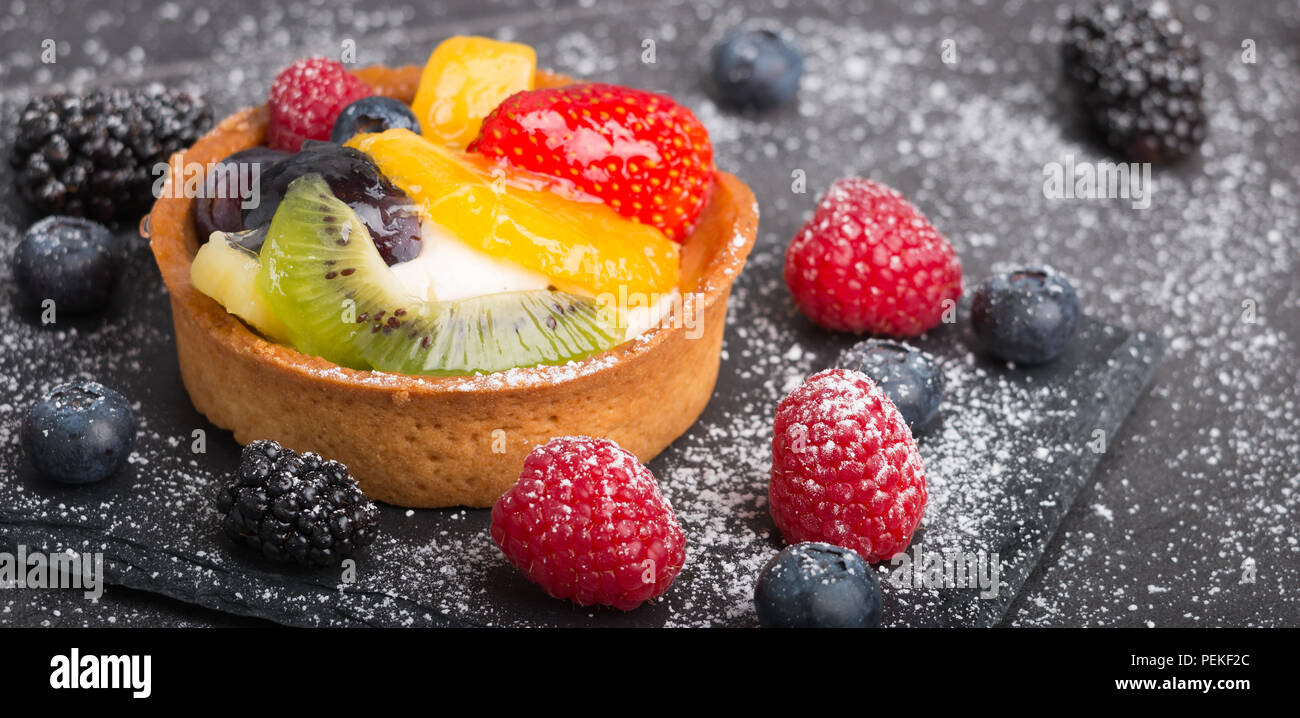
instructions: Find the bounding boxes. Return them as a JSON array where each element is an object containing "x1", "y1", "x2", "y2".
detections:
[
  {"x1": 490, "y1": 436, "x2": 686, "y2": 610},
  {"x1": 266, "y1": 58, "x2": 373, "y2": 152},
  {"x1": 769, "y1": 369, "x2": 927, "y2": 563},
  {"x1": 783, "y1": 178, "x2": 962, "y2": 336}
]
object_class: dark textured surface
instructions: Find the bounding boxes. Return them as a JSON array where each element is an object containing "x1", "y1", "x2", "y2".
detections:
[
  {"x1": 0, "y1": 311, "x2": 1159, "y2": 627},
  {"x1": 1, "y1": 0, "x2": 1296, "y2": 627}
]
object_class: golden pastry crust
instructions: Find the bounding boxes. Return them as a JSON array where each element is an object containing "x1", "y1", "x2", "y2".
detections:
[{"x1": 148, "y1": 66, "x2": 757, "y2": 507}]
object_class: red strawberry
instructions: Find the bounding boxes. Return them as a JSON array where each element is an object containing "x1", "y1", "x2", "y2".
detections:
[{"x1": 468, "y1": 83, "x2": 714, "y2": 242}]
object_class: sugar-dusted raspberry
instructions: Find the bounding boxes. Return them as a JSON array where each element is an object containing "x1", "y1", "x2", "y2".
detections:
[
  {"x1": 769, "y1": 369, "x2": 927, "y2": 563},
  {"x1": 490, "y1": 436, "x2": 686, "y2": 610},
  {"x1": 784, "y1": 178, "x2": 962, "y2": 336},
  {"x1": 266, "y1": 58, "x2": 373, "y2": 152}
]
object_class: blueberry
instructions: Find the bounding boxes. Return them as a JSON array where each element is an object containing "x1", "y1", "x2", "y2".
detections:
[
  {"x1": 838, "y1": 339, "x2": 943, "y2": 432},
  {"x1": 329, "y1": 96, "x2": 421, "y2": 144},
  {"x1": 712, "y1": 26, "x2": 804, "y2": 110},
  {"x1": 13, "y1": 216, "x2": 120, "y2": 314},
  {"x1": 21, "y1": 381, "x2": 137, "y2": 484},
  {"x1": 971, "y1": 267, "x2": 1081, "y2": 364},
  {"x1": 754, "y1": 542, "x2": 882, "y2": 628}
]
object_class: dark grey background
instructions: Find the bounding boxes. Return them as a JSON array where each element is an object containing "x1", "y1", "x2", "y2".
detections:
[{"x1": 0, "y1": 0, "x2": 1296, "y2": 626}]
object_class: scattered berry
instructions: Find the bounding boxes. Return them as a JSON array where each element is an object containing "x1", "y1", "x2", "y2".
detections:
[
  {"x1": 192, "y1": 147, "x2": 288, "y2": 241},
  {"x1": 784, "y1": 178, "x2": 962, "y2": 336},
  {"x1": 216, "y1": 440, "x2": 381, "y2": 567},
  {"x1": 970, "y1": 267, "x2": 1081, "y2": 365},
  {"x1": 769, "y1": 369, "x2": 927, "y2": 563},
  {"x1": 754, "y1": 542, "x2": 881, "y2": 628},
  {"x1": 10, "y1": 86, "x2": 211, "y2": 222},
  {"x1": 1063, "y1": 0, "x2": 1207, "y2": 163},
  {"x1": 13, "y1": 215, "x2": 120, "y2": 314},
  {"x1": 712, "y1": 26, "x2": 804, "y2": 110},
  {"x1": 469, "y1": 83, "x2": 714, "y2": 242},
  {"x1": 838, "y1": 339, "x2": 943, "y2": 432},
  {"x1": 21, "y1": 381, "x2": 136, "y2": 484},
  {"x1": 266, "y1": 58, "x2": 373, "y2": 152},
  {"x1": 329, "y1": 96, "x2": 421, "y2": 144},
  {"x1": 490, "y1": 436, "x2": 686, "y2": 610}
]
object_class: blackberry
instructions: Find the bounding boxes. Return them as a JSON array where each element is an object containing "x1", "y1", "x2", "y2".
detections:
[
  {"x1": 1062, "y1": 0, "x2": 1206, "y2": 163},
  {"x1": 216, "y1": 440, "x2": 381, "y2": 567},
  {"x1": 10, "y1": 85, "x2": 212, "y2": 222}
]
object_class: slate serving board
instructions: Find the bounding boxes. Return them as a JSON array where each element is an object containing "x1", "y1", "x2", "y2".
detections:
[
  {"x1": 0, "y1": 295, "x2": 1159, "y2": 628},
  {"x1": 0, "y1": 1, "x2": 1164, "y2": 627}
]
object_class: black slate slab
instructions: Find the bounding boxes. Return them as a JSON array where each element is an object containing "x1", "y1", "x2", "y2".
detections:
[
  {"x1": 0, "y1": 0, "x2": 1185, "y2": 627},
  {"x1": 0, "y1": 292, "x2": 1160, "y2": 627}
]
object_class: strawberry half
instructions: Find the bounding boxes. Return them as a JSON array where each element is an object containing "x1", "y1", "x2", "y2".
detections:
[{"x1": 468, "y1": 83, "x2": 714, "y2": 242}]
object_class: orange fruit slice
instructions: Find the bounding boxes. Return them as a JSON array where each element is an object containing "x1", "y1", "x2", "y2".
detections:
[
  {"x1": 410, "y1": 36, "x2": 536, "y2": 149},
  {"x1": 347, "y1": 128, "x2": 680, "y2": 301}
]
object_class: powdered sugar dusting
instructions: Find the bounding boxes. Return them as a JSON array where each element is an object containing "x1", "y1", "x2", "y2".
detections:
[{"x1": 1, "y1": 0, "x2": 1295, "y2": 627}]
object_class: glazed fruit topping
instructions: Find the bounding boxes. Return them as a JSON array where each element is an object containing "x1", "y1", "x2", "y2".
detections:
[
  {"x1": 193, "y1": 146, "x2": 289, "y2": 241},
  {"x1": 490, "y1": 436, "x2": 687, "y2": 610},
  {"x1": 257, "y1": 174, "x2": 619, "y2": 373},
  {"x1": 330, "y1": 96, "x2": 421, "y2": 144},
  {"x1": 784, "y1": 177, "x2": 962, "y2": 336},
  {"x1": 349, "y1": 128, "x2": 680, "y2": 300},
  {"x1": 190, "y1": 230, "x2": 289, "y2": 342},
  {"x1": 266, "y1": 57, "x2": 373, "y2": 152},
  {"x1": 243, "y1": 141, "x2": 422, "y2": 266},
  {"x1": 469, "y1": 82, "x2": 715, "y2": 242},
  {"x1": 410, "y1": 35, "x2": 536, "y2": 149}
]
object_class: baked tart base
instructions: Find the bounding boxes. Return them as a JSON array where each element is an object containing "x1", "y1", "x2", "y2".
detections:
[{"x1": 148, "y1": 66, "x2": 758, "y2": 508}]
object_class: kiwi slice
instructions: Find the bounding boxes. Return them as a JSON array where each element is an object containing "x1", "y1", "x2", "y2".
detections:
[
  {"x1": 257, "y1": 174, "x2": 394, "y2": 368},
  {"x1": 356, "y1": 291, "x2": 620, "y2": 375},
  {"x1": 257, "y1": 173, "x2": 620, "y2": 374}
]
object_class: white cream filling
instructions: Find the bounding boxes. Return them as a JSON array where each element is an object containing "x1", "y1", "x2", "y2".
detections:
[
  {"x1": 622, "y1": 289, "x2": 681, "y2": 339},
  {"x1": 390, "y1": 220, "x2": 679, "y2": 341},
  {"x1": 391, "y1": 221, "x2": 552, "y2": 302}
]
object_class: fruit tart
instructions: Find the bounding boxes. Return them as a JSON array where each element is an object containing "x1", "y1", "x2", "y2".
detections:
[{"x1": 148, "y1": 37, "x2": 757, "y2": 507}]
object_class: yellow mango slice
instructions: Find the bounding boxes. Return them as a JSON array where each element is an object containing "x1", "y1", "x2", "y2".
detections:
[{"x1": 410, "y1": 36, "x2": 536, "y2": 149}]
